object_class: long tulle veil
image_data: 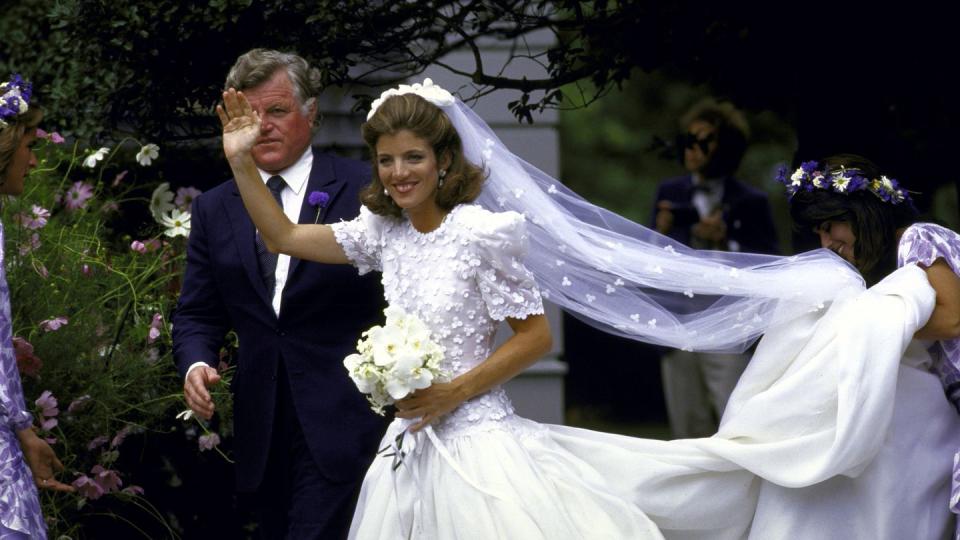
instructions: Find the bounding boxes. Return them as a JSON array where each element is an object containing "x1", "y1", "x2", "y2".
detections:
[{"x1": 372, "y1": 80, "x2": 865, "y2": 353}]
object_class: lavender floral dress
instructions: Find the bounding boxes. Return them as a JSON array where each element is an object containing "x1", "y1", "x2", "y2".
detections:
[
  {"x1": 0, "y1": 222, "x2": 45, "y2": 539},
  {"x1": 897, "y1": 222, "x2": 960, "y2": 529}
]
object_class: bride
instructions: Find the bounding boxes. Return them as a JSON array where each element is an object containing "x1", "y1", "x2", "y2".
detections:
[{"x1": 218, "y1": 80, "x2": 959, "y2": 538}]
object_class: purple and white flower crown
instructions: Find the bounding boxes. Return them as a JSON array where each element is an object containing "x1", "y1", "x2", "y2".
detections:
[
  {"x1": 0, "y1": 74, "x2": 32, "y2": 129},
  {"x1": 776, "y1": 160, "x2": 912, "y2": 205}
]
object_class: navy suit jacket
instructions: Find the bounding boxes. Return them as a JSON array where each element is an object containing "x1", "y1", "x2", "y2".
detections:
[
  {"x1": 651, "y1": 174, "x2": 780, "y2": 255},
  {"x1": 172, "y1": 151, "x2": 386, "y2": 492}
]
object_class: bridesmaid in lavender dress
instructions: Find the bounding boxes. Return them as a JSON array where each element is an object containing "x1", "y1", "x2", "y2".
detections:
[{"x1": 0, "y1": 75, "x2": 72, "y2": 539}]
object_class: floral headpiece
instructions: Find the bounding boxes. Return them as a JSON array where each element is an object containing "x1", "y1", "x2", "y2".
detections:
[
  {"x1": 366, "y1": 78, "x2": 456, "y2": 121},
  {"x1": 0, "y1": 74, "x2": 32, "y2": 129},
  {"x1": 776, "y1": 160, "x2": 912, "y2": 205}
]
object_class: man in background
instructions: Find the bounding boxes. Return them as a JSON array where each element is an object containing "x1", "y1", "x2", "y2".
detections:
[{"x1": 651, "y1": 99, "x2": 779, "y2": 438}]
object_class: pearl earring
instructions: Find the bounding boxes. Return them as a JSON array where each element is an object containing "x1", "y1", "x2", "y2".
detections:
[
  {"x1": 383, "y1": 188, "x2": 389, "y2": 196},
  {"x1": 438, "y1": 169, "x2": 447, "y2": 188}
]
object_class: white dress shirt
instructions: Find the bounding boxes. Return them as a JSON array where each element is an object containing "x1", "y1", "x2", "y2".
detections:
[{"x1": 186, "y1": 147, "x2": 313, "y2": 379}]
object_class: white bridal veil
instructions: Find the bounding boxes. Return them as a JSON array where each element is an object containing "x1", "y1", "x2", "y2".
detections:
[{"x1": 370, "y1": 80, "x2": 865, "y2": 353}]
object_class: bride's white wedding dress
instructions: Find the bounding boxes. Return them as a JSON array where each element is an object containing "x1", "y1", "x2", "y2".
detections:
[
  {"x1": 335, "y1": 203, "x2": 663, "y2": 539},
  {"x1": 334, "y1": 203, "x2": 959, "y2": 539}
]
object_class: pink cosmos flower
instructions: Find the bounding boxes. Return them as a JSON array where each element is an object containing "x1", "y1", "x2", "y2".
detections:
[
  {"x1": 111, "y1": 425, "x2": 132, "y2": 448},
  {"x1": 39, "y1": 316, "x2": 68, "y2": 332},
  {"x1": 175, "y1": 187, "x2": 202, "y2": 210},
  {"x1": 36, "y1": 128, "x2": 47, "y2": 138},
  {"x1": 34, "y1": 261, "x2": 49, "y2": 279},
  {"x1": 50, "y1": 132, "x2": 65, "y2": 144},
  {"x1": 147, "y1": 313, "x2": 164, "y2": 344},
  {"x1": 112, "y1": 169, "x2": 128, "y2": 187},
  {"x1": 13, "y1": 337, "x2": 42, "y2": 378},
  {"x1": 198, "y1": 433, "x2": 221, "y2": 451},
  {"x1": 18, "y1": 205, "x2": 50, "y2": 229},
  {"x1": 18, "y1": 233, "x2": 40, "y2": 256},
  {"x1": 81, "y1": 264, "x2": 93, "y2": 276},
  {"x1": 91, "y1": 465, "x2": 123, "y2": 492},
  {"x1": 35, "y1": 390, "x2": 59, "y2": 431},
  {"x1": 64, "y1": 181, "x2": 94, "y2": 211},
  {"x1": 73, "y1": 475, "x2": 105, "y2": 500},
  {"x1": 121, "y1": 485, "x2": 145, "y2": 496},
  {"x1": 67, "y1": 395, "x2": 91, "y2": 414},
  {"x1": 87, "y1": 435, "x2": 109, "y2": 450},
  {"x1": 130, "y1": 240, "x2": 147, "y2": 253}
]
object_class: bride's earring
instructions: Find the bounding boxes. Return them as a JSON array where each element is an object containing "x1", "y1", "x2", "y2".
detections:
[
  {"x1": 383, "y1": 188, "x2": 389, "y2": 196},
  {"x1": 438, "y1": 169, "x2": 447, "y2": 188}
]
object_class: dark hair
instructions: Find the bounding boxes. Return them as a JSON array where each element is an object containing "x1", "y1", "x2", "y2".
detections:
[
  {"x1": 681, "y1": 99, "x2": 750, "y2": 177},
  {"x1": 360, "y1": 94, "x2": 485, "y2": 217},
  {"x1": 789, "y1": 154, "x2": 918, "y2": 285},
  {"x1": 0, "y1": 106, "x2": 43, "y2": 176}
]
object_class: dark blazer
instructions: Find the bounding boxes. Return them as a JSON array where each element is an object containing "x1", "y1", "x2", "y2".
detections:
[
  {"x1": 651, "y1": 174, "x2": 780, "y2": 254},
  {"x1": 172, "y1": 151, "x2": 386, "y2": 492}
]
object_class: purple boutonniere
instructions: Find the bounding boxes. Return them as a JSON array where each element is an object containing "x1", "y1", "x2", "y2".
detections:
[{"x1": 308, "y1": 190, "x2": 330, "y2": 223}]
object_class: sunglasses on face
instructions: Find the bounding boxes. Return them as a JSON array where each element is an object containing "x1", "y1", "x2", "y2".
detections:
[{"x1": 681, "y1": 132, "x2": 716, "y2": 153}]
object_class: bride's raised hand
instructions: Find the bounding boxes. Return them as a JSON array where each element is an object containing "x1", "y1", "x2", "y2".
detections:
[{"x1": 216, "y1": 88, "x2": 260, "y2": 161}]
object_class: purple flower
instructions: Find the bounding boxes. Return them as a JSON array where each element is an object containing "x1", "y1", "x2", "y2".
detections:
[
  {"x1": 198, "y1": 432, "x2": 221, "y2": 451},
  {"x1": 147, "y1": 313, "x2": 163, "y2": 343},
  {"x1": 87, "y1": 435, "x2": 109, "y2": 450},
  {"x1": 130, "y1": 240, "x2": 147, "y2": 253},
  {"x1": 35, "y1": 390, "x2": 59, "y2": 430},
  {"x1": 81, "y1": 264, "x2": 93, "y2": 276},
  {"x1": 73, "y1": 475, "x2": 105, "y2": 500},
  {"x1": 20, "y1": 205, "x2": 50, "y2": 229},
  {"x1": 40, "y1": 316, "x2": 68, "y2": 332},
  {"x1": 35, "y1": 390, "x2": 58, "y2": 413},
  {"x1": 308, "y1": 191, "x2": 330, "y2": 207},
  {"x1": 67, "y1": 394, "x2": 92, "y2": 414},
  {"x1": 175, "y1": 186, "x2": 202, "y2": 210},
  {"x1": 111, "y1": 425, "x2": 133, "y2": 448},
  {"x1": 91, "y1": 465, "x2": 123, "y2": 492},
  {"x1": 112, "y1": 170, "x2": 128, "y2": 187},
  {"x1": 64, "y1": 181, "x2": 95, "y2": 211},
  {"x1": 122, "y1": 485, "x2": 145, "y2": 496},
  {"x1": 50, "y1": 132, "x2": 65, "y2": 144},
  {"x1": 309, "y1": 191, "x2": 330, "y2": 223},
  {"x1": 18, "y1": 233, "x2": 41, "y2": 256}
]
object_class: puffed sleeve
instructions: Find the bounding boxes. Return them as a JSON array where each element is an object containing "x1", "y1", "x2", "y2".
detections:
[
  {"x1": 330, "y1": 206, "x2": 388, "y2": 275},
  {"x1": 0, "y1": 224, "x2": 34, "y2": 432},
  {"x1": 468, "y1": 208, "x2": 545, "y2": 321},
  {"x1": 898, "y1": 222, "x2": 960, "y2": 275}
]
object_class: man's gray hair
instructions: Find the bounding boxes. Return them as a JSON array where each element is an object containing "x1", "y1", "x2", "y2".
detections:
[{"x1": 225, "y1": 49, "x2": 322, "y2": 117}]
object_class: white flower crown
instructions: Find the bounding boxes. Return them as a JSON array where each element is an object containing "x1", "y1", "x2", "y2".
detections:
[{"x1": 366, "y1": 78, "x2": 456, "y2": 121}]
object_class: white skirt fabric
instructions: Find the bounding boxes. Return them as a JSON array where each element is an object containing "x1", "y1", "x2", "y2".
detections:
[{"x1": 350, "y1": 265, "x2": 958, "y2": 539}]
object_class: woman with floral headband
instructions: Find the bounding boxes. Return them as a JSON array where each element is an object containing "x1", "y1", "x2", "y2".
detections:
[
  {"x1": 220, "y1": 77, "x2": 958, "y2": 538},
  {"x1": 764, "y1": 153, "x2": 960, "y2": 538},
  {"x1": 0, "y1": 75, "x2": 73, "y2": 539}
]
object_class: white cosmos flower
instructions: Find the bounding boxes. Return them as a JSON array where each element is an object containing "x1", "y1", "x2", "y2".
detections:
[
  {"x1": 136, "y1": 143, "x2": 160, "y2": 166},
  {"x1": 150, "y1": 182, "x2": 176, "y2": 221},
  {"x1": 83, "y1": 147, "x2": 111, "y2": 168},
  {"x1": 160, "y1": 208, "x2": 191, "y2": 237}
]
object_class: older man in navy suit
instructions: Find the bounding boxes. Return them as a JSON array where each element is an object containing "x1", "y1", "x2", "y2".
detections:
[
  {"x1": 651, "y1": 99, "x2": 779, "y2": 439},
  {"x1": 174, "y1": 49, "x2": 385, "y2": 539}
]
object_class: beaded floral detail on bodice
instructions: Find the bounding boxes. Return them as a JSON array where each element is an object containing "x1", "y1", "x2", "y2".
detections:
[{"x1": 332, "y1": 204, "x2": 544, "y2": 436}]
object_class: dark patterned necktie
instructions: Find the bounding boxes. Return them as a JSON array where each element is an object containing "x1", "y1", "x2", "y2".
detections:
[{"x1": 255, "y1": 175, "x2": 286, "y2": 297}]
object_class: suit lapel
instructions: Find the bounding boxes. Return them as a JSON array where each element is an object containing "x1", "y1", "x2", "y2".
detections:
[
  {"x1": 224, "y1": 185, "x2": 273, "y2": 307},
  {"x1": 287, "y1": 152, "x2": 349, "y2": 278}
]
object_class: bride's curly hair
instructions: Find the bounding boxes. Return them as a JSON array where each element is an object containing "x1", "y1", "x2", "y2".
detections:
[
  {"x1": 789, "y1": 154, "x2": 918, "y2": 286},
  {"x1": 360, "y1": 94, "x2": 486, "y2": 218}
]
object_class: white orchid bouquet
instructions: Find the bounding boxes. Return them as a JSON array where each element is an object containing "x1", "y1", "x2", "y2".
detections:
[{"x1": 344, "y1": 306, "x2": 447, "y2": 415}]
